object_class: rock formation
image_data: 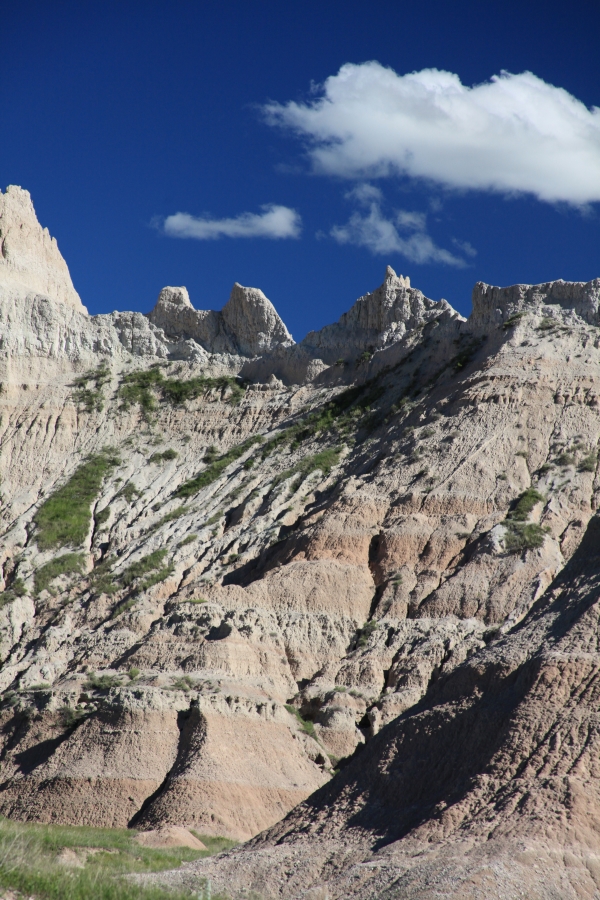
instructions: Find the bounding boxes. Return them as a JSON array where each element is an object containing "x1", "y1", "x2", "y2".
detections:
[
  {"x1": 2, "y1": 186, "x2": 600, "y2": 897},
  {"x1": 0, "y1": 186, "x2": 86, "y2": 313}
]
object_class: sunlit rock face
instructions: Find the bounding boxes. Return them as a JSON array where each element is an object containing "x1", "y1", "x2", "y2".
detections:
[{"x1": 3, "y1": 189, "x2": 600, "y2": 886}]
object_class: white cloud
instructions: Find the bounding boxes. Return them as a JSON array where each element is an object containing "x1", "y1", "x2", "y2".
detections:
[
  {"x1": 345, "y1": 182, "x2": 383, "y2": 204},
  {"x1": 330, "y1": 200, "x2": 466, "y2": 267},
  {"x1": 163, "y1": 204, "x2": 301, "y2": 240},
  {"x1": 264, "y1": 63, "x2": 600, "y2": 205}
]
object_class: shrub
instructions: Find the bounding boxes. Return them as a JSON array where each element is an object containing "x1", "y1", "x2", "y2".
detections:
[
  {"x1": 357, "y1": 620, "x2": 378, "y2": 647},
  {"x1": 555, "y1": 452, "x2": 575, "y2": 467},
  {"x1": 0, "y1": 577, "x2": 28, "y2": 608},
  {"x1": 177, "y1": 534, "x2": 197, "y2": 548},
  {"x1": 579, "y1": 453, "x2": 597, "y2": 473},
  {"x1": 285, "y1": 704, "x2": 317, "y2": 740},
  {"x1": 452, "y1": 338, "x2": 484, "y2": 371},
  {"x1": 537, "y1": 317, "x2": 557, "y2": 331},
  {"x1": 84, "y1": 672, "x2": 122, "y2": 691},
  {"x1": 274, "y1": 447, "x2": 341, "y2": 488},
  {"x1": 118, "y1": 482, "x2": 142, "y2": 504},
  {"x1": 171, "y1": 675, "x2": 195, "y2": 692},
  {"x1": 503, "y1": 488, "x2": 548, "y2": 553},
  {"x1": 71, "y1": 363, "x2": 111, "y2": 412},
  {"x1": 128, "y1": 667, "x2": 140, "y2": 680},
  {"x1": 149, "y1": 449, "x2": 178, "y2": 464},
  {"x1": 34, "y1": 553, "x2": 86, "y2": 596},
  {"x1": 118, "y1": 367, "x2": 245, "y2": 418},
  {"x1": 502, "y1": 312, "x2": 525, "y2": 329},
  {"x1": 59, "y1": 705, "x2": 87, "y2": 729},
  {"x1": 507, "y1": 488, "x2": 545, "y2": 522},
  {"x1": 34, "y1": 452, "x2": 120, "y2": 550},
  {"x1": 504, "y1": 522, "x2": 549, "y2": 552}
]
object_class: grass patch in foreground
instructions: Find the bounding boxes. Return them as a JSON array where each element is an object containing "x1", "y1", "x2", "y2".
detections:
[
  {"x1": 34, "y1": 451, "x2": 120, "y2": 550},
  {"x1": 0, "y1": 817, "x2": 234, "y2": 900}
]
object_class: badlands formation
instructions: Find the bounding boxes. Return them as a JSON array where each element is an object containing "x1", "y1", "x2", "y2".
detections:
[{"x1": 2, "y1": 185, "x2": 600, "y2": 897}]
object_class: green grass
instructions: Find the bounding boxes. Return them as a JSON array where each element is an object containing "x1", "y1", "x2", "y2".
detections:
[
  {"x1": 71, "y1": 364, "x2": 111, "y2": 413},
  {"x1": 284, "y1": 705, "x2": 318, "y2": 740},
  {"x1": 118, "y1": 367, "x2": 245, "y2": 419},
  {"x1": 579, "y1": 453, "x2": 597, "y2": 473},
  {"x1": 34, "y1": 451, "x2": 120, "y2": 550},
  {"x1": 0, "y1": 817, "x2": 233, "y2": 900},
  {"x1": 503, "y1": 488, "x2": 549, "y2": 553},
  {"x1": 174, "y1": 435, "x2": 264, "y2": 499},
  {"x1": 507, "y1": 488, "x2": 545, "y2": 521},
  {"x1": 555, "y1": 452, "x2": 576, "y2": 467},
  {"x1": 502, "y1": 311, "x2": 526, "y2": 329},
  {"x1": 34, "y1": 552, "x2": 86, "y2": 596},
  {"x1": 177, "y1": 534, "x2": 197, "y2": 548},
  {"x1": 95, "y1": 506, "x2": 111, "y2": 528},
  {"x1": 151, "y1": 506, "x2": 188, "y2": 530},
  {"x1": 121, "y1": 550, "x2": 172, "y2": 590},
  {"x1": 149, "y1": 449, "x2": 178, "y2": 464},
  {"x1": 118, "y1": 482, "x2": 143, "y2": 504},
  {"x1": 357, "y1": 620, "x2": 378, "y2": 648},
  {"x1": 259, "y1": 382, "x2": 384, "y2": 460},
  {"x1": 0, "y1": 577, "x2": 28, "y2": 608},
  {"x1": 90, "y1": 550, "x2": 173, "y2": 607},
  {"x1": 273, "y1": 447, "x2": 341, "y2": 488}
]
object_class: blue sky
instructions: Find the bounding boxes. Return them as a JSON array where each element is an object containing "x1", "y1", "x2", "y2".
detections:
[{"x1": 2, "y1": 0, "x2": 600, "y2": 339}]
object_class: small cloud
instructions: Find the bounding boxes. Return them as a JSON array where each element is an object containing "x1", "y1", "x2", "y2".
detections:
[
  {"x1": 396, "y1": 209, "x2": 427, "y2": 231},
  {"x1": 344, "y1": 182, "x2": 383, "y2": 205},
  {"x1": 452, "y1": 238, "x2": 477, "y2": 258},
  {"x1": 161, "y1": 204, "x2": 302, "y2": 240},
  {"x1": 330, "y1": 200, "x2": 467, "y2": 267}
]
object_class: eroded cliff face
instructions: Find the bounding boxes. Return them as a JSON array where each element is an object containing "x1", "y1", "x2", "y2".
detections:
[{"x1": 2, "y1": 188, "x2": 600, "y2": 886}]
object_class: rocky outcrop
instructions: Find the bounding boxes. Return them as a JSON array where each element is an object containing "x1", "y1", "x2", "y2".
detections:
[
  {"x1": 169, "y1": 515, "x2": 600, "y2": 899},
  {"x1": 299, "y1": 265, "x2": 462, "y2": 364},
  {"x1": 472, "y1": 276, "x2": 600, "y2": 329},
  {"x1": 0, "y1": 186, "x2": 86, "y2": 313},
  {"x1": 3, "y1": 187, "x2": 600, "y2": 885},
  {"x1": 147, "y1": 282, "x2": 293, "y2": 357}
]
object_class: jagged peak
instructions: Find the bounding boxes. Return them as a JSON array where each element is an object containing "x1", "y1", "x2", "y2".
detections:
[
  {"x1": 0, "y1": 185, "x2": 86, "y2": 314},
  {"x1": 384, "y1": 264, "x2": 410, "y2": 288},
  {"x1": 222, "y1": 282, "x2": 293, "y2": 355}
]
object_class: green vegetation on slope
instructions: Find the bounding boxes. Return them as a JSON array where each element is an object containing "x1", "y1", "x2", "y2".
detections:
[
  {"x1": 34, "y1": 451, "x2": 120, "y2": 550},
  {"x1": 91, "y1": 549, "x2": 174, "y2": 611},
  {"x1": 503, "y1": 488, "x2": 549, "y2": 553},
  {"x1": 71, "y1": 363, "x2": 111, "y2": 413},
  {"x1": 0, "y1": 817, "x2": 233, "y2": 900},
  {"x1": 34, "y1": 552, "x2": 86, "y2": 596},
  {"x1": 175, "y1": 435, "x2": 264, "y2": 499},
  {"x1": 119, "y1": 366, "x2": 245, "y2": 418},
  {"x1": 273, "y1": 447, "x2": 342, "y2": 487}
]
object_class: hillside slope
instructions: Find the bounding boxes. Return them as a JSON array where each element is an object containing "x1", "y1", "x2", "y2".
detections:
[{"x1": 2, "y1": 187, "x2": 600, "y2": 888}]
